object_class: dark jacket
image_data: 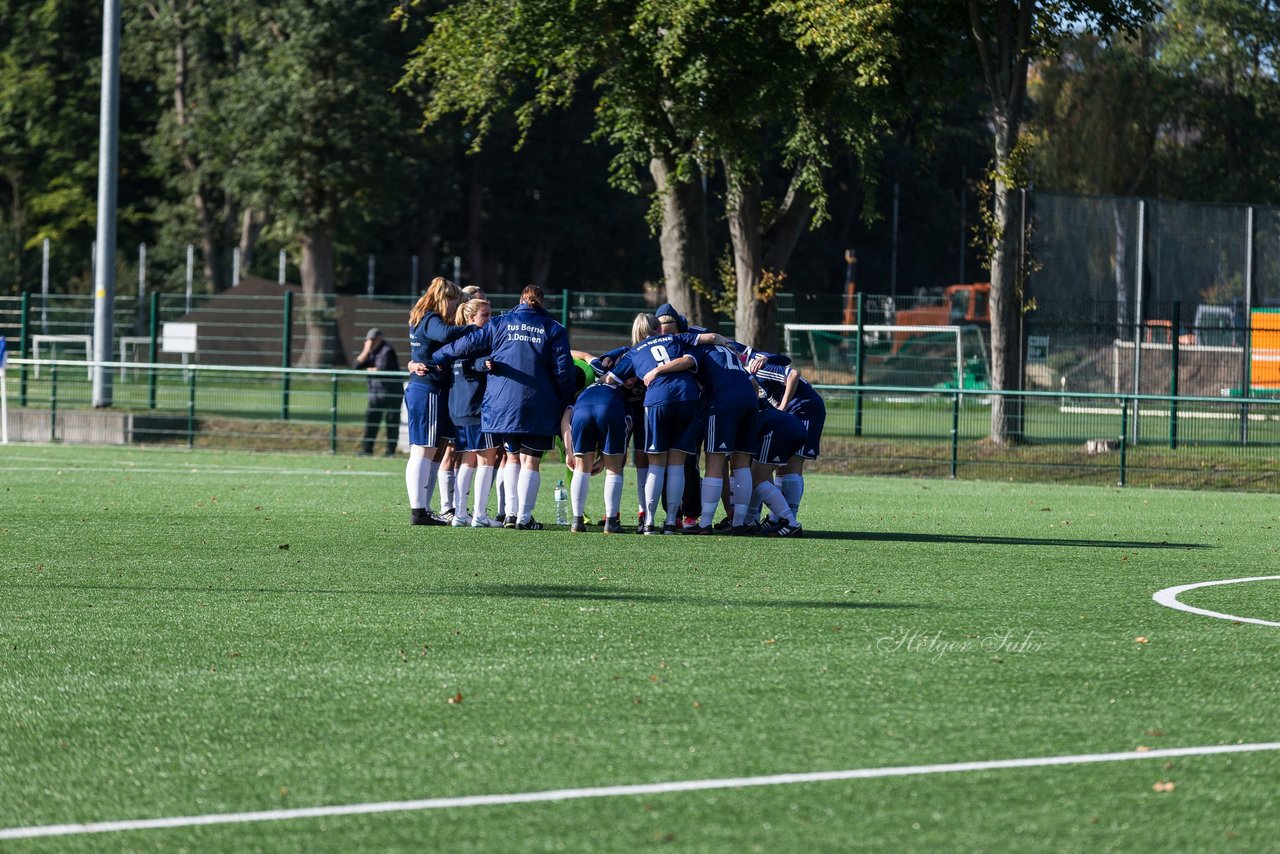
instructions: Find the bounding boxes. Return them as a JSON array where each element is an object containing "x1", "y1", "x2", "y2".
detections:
[
  {"x1": 353, "y1": 340, "x2": 402, "y2": 401},
  {"x1": 432, "y1": 302, "x2": 575, "y2": 436}
]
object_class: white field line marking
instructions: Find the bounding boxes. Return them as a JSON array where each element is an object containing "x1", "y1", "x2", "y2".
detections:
[
  {"x1": 0, "y1": 460, "x2": 395, "y2": 478},
  {"x1": 2, "y1": 743, "x2": 1278, "y2": 840},
  {"x1": 1153, "y1": 575, "x2": 1280, "y2": 628}
]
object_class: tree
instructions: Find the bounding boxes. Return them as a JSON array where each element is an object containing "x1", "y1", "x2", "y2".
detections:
[
  {"x1": 222, "y1": 0, "x2": 424, "y2": 366},
  {"x1": 1155, "y1": 0, "x2": 1280, "y2": 203},
  {"x1": 965, "y1": 0, "x2": 1158, "y2": 443},
  {"x1": 128, "y1": 0, "x2": 248, "y2": 293},
  {"x1": 0, "y1": 0, "x2": 106, "y2": 294},
  {"x1": 402, "y1": 0, "x2": 902, "y2": 347}
]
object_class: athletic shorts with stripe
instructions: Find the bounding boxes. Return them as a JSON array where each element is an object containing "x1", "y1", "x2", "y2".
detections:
[{"x1": 405, "y1": 384, "x2": 455, "y2": 447}]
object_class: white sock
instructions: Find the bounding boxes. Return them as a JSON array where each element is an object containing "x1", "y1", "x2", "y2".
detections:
[
  {"x1": 406, "y1": 447, "x2": 430, "y2": 509},
  {"x1": 517, "y1": 468, "x2": 541, "y2": 523},
  {"x1": 604, "y1": 472, "x2": 624, "y2": 519},
  {"x1": 439, "y1": 468, "x2": 456, "y2": 512},
  {"x1": 570, "y1": 469, "x2": 591, "y2": 518},
  {"x1": 758, "y1": 481, "x2": 797, "y2": 525},
  {"x1": 635, "y1": 466, "x2": 648, "y2": 517},
  {"x1": 700, "y1": 476, "x2": 723, "y2": 527},
  {"x1": 503, "y1": 461, "x2": 520, "y2": 518},
  {"x1": 643, "y1": 467, "x2": 665, "y2": 525},
  {"x1": 663, "y1": 464, "x2": 685, "y2": 527},
  {"x1": 473, "y1": 464, "x2": 495, "y2": 520},
  {"x1": 730, "y1": 467, "x2": 751, "y2": 526},
  {"x1": 422, "y1": 458, "x2": 442, "y2": 512},
  {"x1": 746, "y1": 482, "x2": 765, "y2": 525},
  {"x1": 777, "y1": 473, "x2": 803, "y2": 518},
  {"x1": 454, "y1": 465, "x2": 475, "y2": 520}
]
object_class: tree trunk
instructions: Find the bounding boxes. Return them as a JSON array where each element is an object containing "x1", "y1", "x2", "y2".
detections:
[
  {"x1": 987, "y1": 116, "x2": 1024, "y2": 443},
  {"x1": 724, "y1": 155, "x2": 771, "y2": 348},
  {"x1": 239, "y1": 207, "x2": 268, "y2": 274},
  {"x1": 648, "y1": 154, "x2": 715, "y2": 330},
  {"x1": 9, "y1": 173, "x2": 22, "y2": 292},
  {"x1": 298, "y1": 229, "x2": 340, "y2": 368},
  {"x1": 1112, "y1": 200, "x2": 1129, "y2": 338}
]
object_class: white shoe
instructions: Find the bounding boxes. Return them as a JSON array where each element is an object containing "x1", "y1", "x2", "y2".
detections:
[
  {"x1": 451, "y1": 514, "x2": 471, "y2": 527},
  {"x1": 471, "y1": 514, "x2": 501, "y2": 528}
]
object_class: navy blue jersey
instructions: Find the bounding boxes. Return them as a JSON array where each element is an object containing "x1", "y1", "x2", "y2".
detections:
[
  {"x1": 753, "y1": 359, "x2": 822, "y2": 414},
  {"x1": 609, "y1": 334, "x2": 700, "y2": 406},
  {"x1": 448, "y1": 357, "x2": 489, "y2": 426},
  {"x1": 676, "y1": 334, "x2": 757, "y2": 410},
  {"x1": 408, "y1": 312, "x2": 473, "y2": 390},
  {"x1": 432, "y1": 302, "x2": 575, "y2": 437}
]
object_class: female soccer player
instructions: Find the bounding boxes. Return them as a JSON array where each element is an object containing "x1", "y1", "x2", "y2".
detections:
[
  {"x1": 430, "y1": 285, "x2": 577, "y2": 530},
  {"x1": 746, "y1": 354, "x2": 826, "y2": 524},
  {"x1": 564, "y1": 362, "x2": 631, "y2": 534},
  {"x1": 404, "y1": 277, "x2": 471, "y2": 526},
  {"x1": 606, "y1": 314, "x2": 703, "y2": 534},
  {"x1": 447, "y1": 297, "x2": 504, "y2": 527}
]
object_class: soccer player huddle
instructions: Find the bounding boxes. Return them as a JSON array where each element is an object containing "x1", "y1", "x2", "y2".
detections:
[{"x1": 403, "y1": 278, "x2": 825, "y2": 537}]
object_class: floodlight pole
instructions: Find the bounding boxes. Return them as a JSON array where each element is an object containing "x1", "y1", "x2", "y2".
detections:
[{"x1": 91, "y1": 0, "x2": 122, "y2": 408}]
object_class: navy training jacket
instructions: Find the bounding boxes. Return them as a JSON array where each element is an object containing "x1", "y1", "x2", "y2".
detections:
[{"x1": 431, "y1": 302, "x2": 576, "y2": 437}]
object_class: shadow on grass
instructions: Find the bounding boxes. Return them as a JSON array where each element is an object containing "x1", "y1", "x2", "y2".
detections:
[
  {"x1": 0, "y1": 580, "x2": 920, "y2": 612},
  {"x1": 798, "y1": 530, "x2": 1209, "y2": 549},
  {"x1": 443, "y1": 583, "x2": 921, "y2": 611}
]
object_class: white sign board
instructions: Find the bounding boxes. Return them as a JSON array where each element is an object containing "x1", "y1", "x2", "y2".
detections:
[{"x1": 162, "y1": 322, "x2": 198, "y2": 354}]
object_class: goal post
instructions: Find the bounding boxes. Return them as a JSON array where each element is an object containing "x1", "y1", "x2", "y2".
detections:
[{"x1": 783, "y1": 323, "x2": 979, "y2": 390}]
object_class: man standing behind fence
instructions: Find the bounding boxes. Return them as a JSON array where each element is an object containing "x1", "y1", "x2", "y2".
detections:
[{"x1": 354, "y1": 328, "x2": 403, "y2": 456}]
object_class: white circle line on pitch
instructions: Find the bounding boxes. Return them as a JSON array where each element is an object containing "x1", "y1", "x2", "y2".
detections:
[{"x1": 1152, "y1": 575, "x2": 1280, "y2": 628}]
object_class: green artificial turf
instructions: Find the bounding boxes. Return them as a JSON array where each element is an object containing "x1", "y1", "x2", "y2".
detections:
[{"x1": 0, "y1": 445, "x2": 1277, "y2": 851}]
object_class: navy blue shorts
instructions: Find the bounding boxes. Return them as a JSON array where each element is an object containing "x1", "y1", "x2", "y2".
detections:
[
  {"x1": 454, "y1": 423, "x2": 499, "y2": 452},
  {"x1": 499, "y1": 432, "x2": 554, "y2": 455},
  {"x1": 642, "y1": 399, "x2": 701, "y2": 455},
  {"x1": 627, "y1": 400, "x2": 646, "y2": 457},
  {"x1": 754, "y1": 411, "x2": 807, "y2": 465},
  {"x1": 405, "y1": 384, "x2": 454, "y2": 447},
  {"x1": 571, "y1": 400, "x2": 629, "y2": 457},
  {"x1": 704, "y1": 404, "x2": 758, "y2": 456},
  {"x1": 791, "y1": 400, "x2": 827, "y2": 460}
]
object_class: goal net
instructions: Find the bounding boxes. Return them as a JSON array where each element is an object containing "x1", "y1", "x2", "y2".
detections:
[{"x1": 782, "y1": 324, "x2": 991, "y2": 390}]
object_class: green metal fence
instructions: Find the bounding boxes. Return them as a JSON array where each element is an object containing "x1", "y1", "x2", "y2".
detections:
[{"x1": 4, "y1": 355, "x2": 1279, "y2": 491}]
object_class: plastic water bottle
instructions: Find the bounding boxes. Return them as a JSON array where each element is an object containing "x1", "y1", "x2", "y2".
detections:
[{"x1": 554, "y1": 480, "x2": 568, "y2": 525}]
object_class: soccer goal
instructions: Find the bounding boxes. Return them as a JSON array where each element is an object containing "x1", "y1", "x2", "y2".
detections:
[{"x1": 783, "y1": 323, "x2": 990, "y2": 390}]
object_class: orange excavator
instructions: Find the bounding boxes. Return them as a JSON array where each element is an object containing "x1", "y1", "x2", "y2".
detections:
[{"x1": 889, "y1": 282, "x2": 990, "y2": 355}]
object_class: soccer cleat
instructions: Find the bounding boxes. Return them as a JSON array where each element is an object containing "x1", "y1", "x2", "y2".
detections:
[
  {"x1": 770, "y1": 520, "x2": 804, "y2": 538},
  {"x1": 471, "y1": 514, "x2": 502, "y2": 528},
  {"x1": 685, "y1": 524, "x2": 714, "y2": 535},
  {"x1": 662, "y1": 522, "x2": 680, "y2": 535},
  {"x1": 503, "y1": 516, "x2": 518, "y2": 529},
  {"x1": 681, "y1": 516, "x2": 699, "y2": 530},
  {"x1": 516, "y1": 518, "x2": 544, "y2": 531},
  {"x1": 450, "y1": 514, "x2": 471, "y2": 527},
  {"x1": 571, "y1": 516, "x2": 587, "y2": 533},
  {"x1": 713, "y1": 517, "x2": 734, "y2": 532},
  {"x1": 438, "y1": 508, "x2": 457, "y2": 525},
  {"x1": 603, "y1": 515, "x2": 623, "y2": 534},
  {"x1": 757, "y1": 517, "x2": 783, "y2": 536},
  {"x1": 730, "y1": 523, "x2": 759, "y2": 537},
  {"x1": 641, "y1": 524, "x2": 660, "y2": 536},
  {"x1": 409, "y1": 508, "x2": 431, "y2": 526},
  {"x1": 494, "y1": 513, "x2": 507, "y2": 526}
]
